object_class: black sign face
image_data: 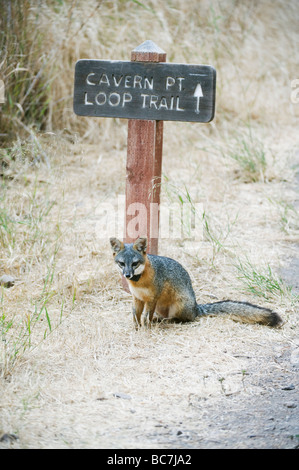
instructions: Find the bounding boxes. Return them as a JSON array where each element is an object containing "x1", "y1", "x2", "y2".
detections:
[{"x1": 73, "y1": 60, "x2": 216, "y2": 123}]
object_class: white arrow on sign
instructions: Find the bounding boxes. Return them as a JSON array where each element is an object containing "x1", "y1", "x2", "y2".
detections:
[{"x1": 194, "y1": 83, "x2": 203, "y2": 114}]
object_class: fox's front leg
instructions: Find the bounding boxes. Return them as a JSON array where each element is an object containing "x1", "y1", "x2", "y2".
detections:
[
  {"x1": 143, "y1": 301, "x2": 157, "y2": 328},
  {"x1": 132, "y1": 297, "x2": 144, "y2": 329}
]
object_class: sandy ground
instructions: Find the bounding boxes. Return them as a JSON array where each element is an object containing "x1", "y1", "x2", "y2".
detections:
[{"x1": 0, "y1": 129, "x2": 298, "y2": 449}]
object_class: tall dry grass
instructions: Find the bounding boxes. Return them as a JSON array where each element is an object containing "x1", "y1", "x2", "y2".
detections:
[{"x1": 1, "y1": 0, "x2": 298, "y2": 143}]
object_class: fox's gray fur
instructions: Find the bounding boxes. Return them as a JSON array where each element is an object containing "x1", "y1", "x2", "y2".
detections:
[{"x1": 110, "y1": 237, "x2": 283, "y2": 328}]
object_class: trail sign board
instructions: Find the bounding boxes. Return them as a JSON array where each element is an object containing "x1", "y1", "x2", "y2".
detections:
[
  {"x1": 73, "y1": 40, "x2": 217, "y2": 268},
  {"x1": 73, "y1": 60, "x2": 216, "y2": 123}
]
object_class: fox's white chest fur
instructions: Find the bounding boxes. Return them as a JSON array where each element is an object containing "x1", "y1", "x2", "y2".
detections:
[{"x1": 128, "y1": 283, "x2": 152, "y2": 302}]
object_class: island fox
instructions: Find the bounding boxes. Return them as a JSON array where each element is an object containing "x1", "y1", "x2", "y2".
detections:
[{"x1": 110, "y1": 236, "x2": 283, "y2": 328}]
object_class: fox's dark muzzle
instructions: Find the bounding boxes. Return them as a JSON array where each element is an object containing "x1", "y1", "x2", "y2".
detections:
[{"x1": 123, "y1": 268, "x2": 133, "y2": 279}]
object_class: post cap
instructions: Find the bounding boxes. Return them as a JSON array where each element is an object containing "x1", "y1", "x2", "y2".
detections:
[{"x1": 131, "y1": 40, "x2": 166, "y2": 62}]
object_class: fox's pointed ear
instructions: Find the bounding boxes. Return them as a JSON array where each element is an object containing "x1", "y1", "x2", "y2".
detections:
[
  {"x1": 110, "y1": 237, "x2": 124, "y2": 255},
  {"x1": 133, "y1": 236, "x2": 147, "y2": 254}
]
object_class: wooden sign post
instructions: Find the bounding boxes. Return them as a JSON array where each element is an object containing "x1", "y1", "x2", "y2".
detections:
[
  {"x1": 125, "y1": 41, "x2": 166, "y2": 255},
  {"x1": 73, "y1": 40, "x2": 216, "y2": 287}
]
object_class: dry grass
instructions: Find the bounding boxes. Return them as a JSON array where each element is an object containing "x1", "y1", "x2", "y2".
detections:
[{"x1": 0, "y1": 0, "x2": 298, "y2": 448}]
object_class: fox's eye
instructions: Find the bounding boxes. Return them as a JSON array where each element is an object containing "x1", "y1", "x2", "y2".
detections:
[
  {"x1": 132, "y1": 261, "x2": 139, "y2": 267},
  {"x1": 118, "y1": 261, "x2": 125, "y2": 267}
]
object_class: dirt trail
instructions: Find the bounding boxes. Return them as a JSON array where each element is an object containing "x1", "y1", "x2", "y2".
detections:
[{"x1": 1, "y1": 143, "x2": 298, "y2": 449}]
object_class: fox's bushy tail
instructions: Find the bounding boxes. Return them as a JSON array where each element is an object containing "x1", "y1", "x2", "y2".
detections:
[{"x1": 197, "y1": 300, "x2": 282, "y2": 327}]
